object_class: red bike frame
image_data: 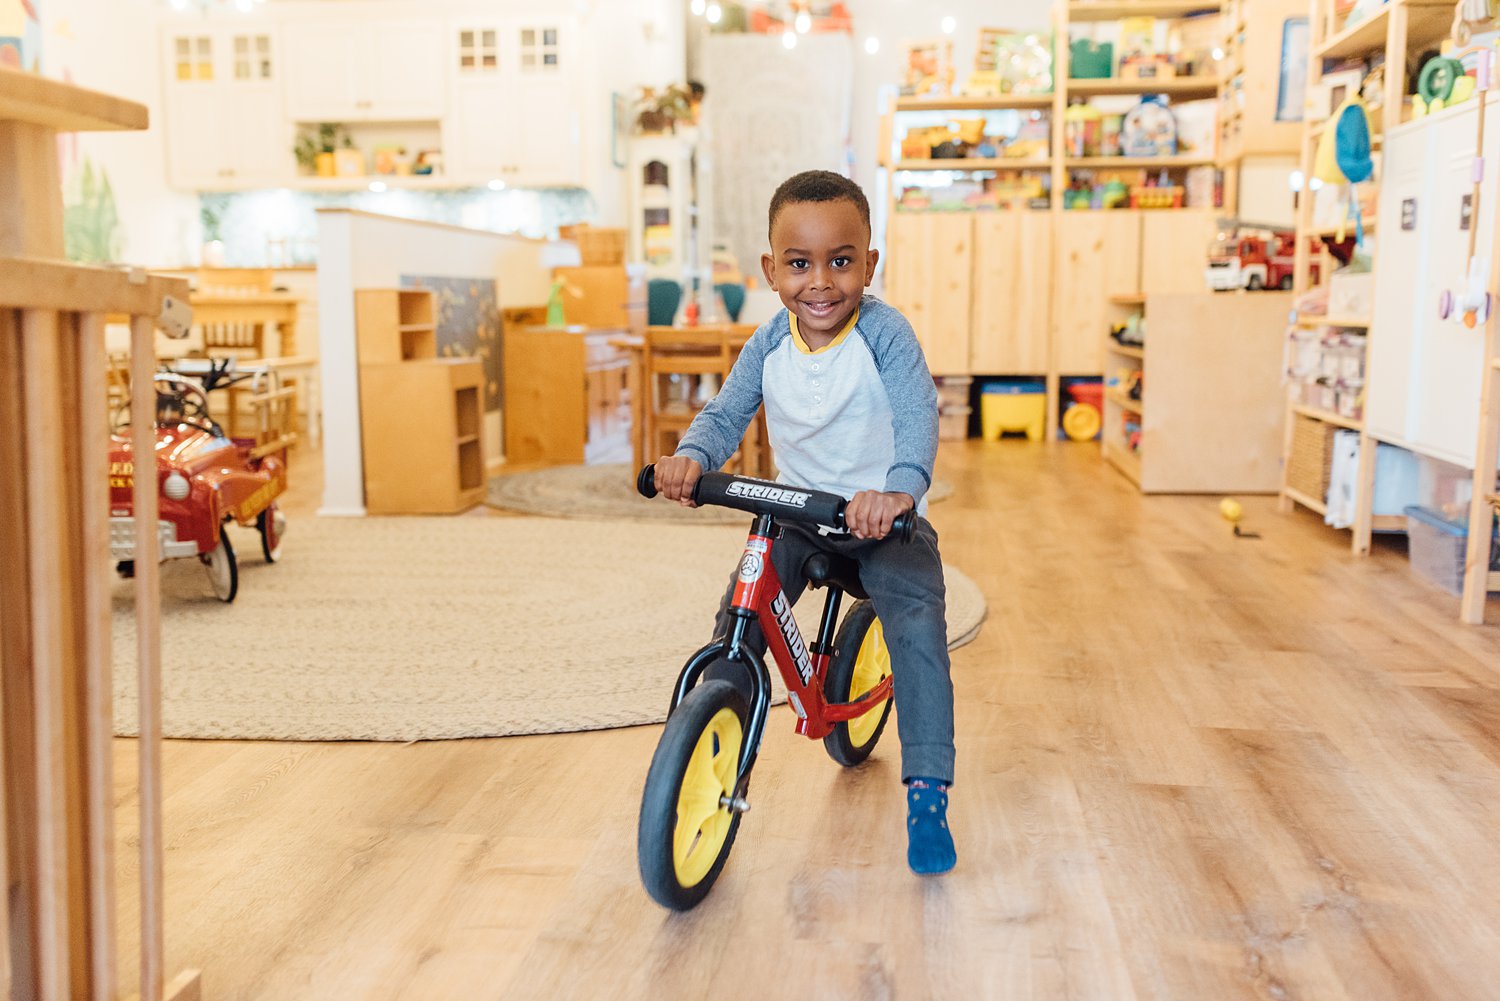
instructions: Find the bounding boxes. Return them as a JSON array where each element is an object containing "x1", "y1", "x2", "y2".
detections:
[{"x1": 729, "y1": 525, "x2": 894, "y2": 741}]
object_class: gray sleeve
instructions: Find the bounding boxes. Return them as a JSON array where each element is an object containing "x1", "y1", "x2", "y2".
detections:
[
  {"x1": 672, "y1": 323, "x2": 774, "y2": 472},
  {"x1": 860, "y1": 297, "x2": 938, "y2": 503}
]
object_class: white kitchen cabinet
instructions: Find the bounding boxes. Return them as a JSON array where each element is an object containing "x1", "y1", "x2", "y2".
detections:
[
  {"x1": 443, "y1": 17, "x2": 581, "y2": 186},
  {"x1": 161, "y1": 24, "x2": 290, "y2": 190},
  {"x1": 1367, "y1": 100, "x2": 1498, "y2": 468},
  {"x1": 283, "y1": 20, "x2": 445, "y2": 122}
]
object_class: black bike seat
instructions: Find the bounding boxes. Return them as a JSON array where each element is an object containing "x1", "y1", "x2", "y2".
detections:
[{"x1": 802, "y1": 551, "x2": 867, "y2": 600}]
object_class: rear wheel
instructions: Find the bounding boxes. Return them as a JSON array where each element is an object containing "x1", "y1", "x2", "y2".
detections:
[
  {"x1": 201, "y1": 527, "x2": 238, "y2": 603},
  {"x1": 822, "y1": 600, "x2": 894, "y2": 767},
  {"x1": 258, "y1": 503, "x2": 286, "y2": 563},
  {"x1": 1247, "y1": 273, "x2": 1264, "y2": 290},
  {"x1": 638, "y1": 680, "x2": 747, "y2": 910}
]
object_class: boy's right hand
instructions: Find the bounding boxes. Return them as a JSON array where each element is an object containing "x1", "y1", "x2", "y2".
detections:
[{"x1": 654, "y1": 455, "x2": 702, "y2": 507}]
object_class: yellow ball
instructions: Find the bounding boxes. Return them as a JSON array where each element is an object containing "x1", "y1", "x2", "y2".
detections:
[{"x1": 1219, "y1": 498, "x2": 1243, "y2": 523}]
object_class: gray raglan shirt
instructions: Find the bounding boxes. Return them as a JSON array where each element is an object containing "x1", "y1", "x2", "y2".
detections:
[{"x1": 674, "y1": 295, "x2": 938, "y2": 513}]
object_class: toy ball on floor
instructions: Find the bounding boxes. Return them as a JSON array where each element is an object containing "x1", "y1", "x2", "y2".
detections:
[{"x1": 1219, "y1": 498, "x2": 1243, "y2": 523}]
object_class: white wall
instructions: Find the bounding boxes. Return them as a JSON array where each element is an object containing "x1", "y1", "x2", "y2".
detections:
[{"x1": 316, "y1": 208, "x2": 545, "y2": 516}]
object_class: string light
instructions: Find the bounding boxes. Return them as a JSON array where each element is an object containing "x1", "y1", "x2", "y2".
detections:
[
  {"x1": 795, "y1": 10, "x2": 811, "y2": 33},
  {"x1": 783, "y1": 29, "x2": 797, "y2": 49},
  {"x1": 691, "y1": 0, "x2": 706, "y2": 14},
  {"x1": 864, "y1": 36, "x2": 880, "y2": 55},
  {"x1": 706, "y1": 2, "x2": 722, "y2": 24},
  {"x1": 941, "y1": 16, "x2": 956, "y2": 34}
]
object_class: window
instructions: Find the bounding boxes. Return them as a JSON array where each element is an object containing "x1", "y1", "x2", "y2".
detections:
[
  {"x1": 175, "y1": 35, "x2": 214, "y2": 82},
  {"x1": 519, "y1": 26, "x2": 559, "y2": 72},
  {"x1": 233, "y1": 34, "x2": 272, "y2": 81},
  {"x1": 458, "y1": 27, "x2": 498, "y2": 72}
]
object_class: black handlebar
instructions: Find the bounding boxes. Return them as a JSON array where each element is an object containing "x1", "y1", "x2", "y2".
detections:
[{"x1": 637, "y1": 464, "x2": 917, "y2": 544}]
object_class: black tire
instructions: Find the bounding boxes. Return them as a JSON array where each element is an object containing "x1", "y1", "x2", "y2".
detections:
[
  {"x1": 822, "y1": 600, "x2": 894, "y2": 767},
  {"x1": 1247, "y1": 274, "x2": 1264, "y2": 290},
  {"x1": 258, "y1": 503, "x2": 286, "y2": 563},
  {"x1": 1278, "y1": 274, "x2": 1294, "y2": 290},
  {"x1": 638, "y1": 680, "x2": 748, "y2": 910},
  {"x1": 201, "y1": 527, "x2": 238, "y2": 603}
]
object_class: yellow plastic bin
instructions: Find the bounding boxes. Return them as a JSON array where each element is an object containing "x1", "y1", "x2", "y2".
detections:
[{"x1": 980, "y1": 381, "x2": 1046, "y2": 441}]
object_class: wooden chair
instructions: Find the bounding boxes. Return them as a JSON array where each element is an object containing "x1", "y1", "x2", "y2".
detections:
[
  {"x1": 643, "y1": 327, "x2": 771, "y2": 476},
  {"x1": 195, "y1": 268, "x2": 275, "y2": 433}
]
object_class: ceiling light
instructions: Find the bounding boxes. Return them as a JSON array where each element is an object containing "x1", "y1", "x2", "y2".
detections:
[
  {"x1": 864, "y1": 36, "x2": 880, "y2": 55},
  {"x1": 941, "y1": 16, "x2": 957, "y2": 34},
  {"x1": 706, "y1": 2, "x2": 722, "y2": 24},
  {"x1": 795, "y1": 11, "x2": 811, "y2": 33},
  {"x1": 691, "y1": 0, "x2": 706, "y2": 14},
  {"x1": 783, "y1": 30, "x2": 797, "y2": 49}
]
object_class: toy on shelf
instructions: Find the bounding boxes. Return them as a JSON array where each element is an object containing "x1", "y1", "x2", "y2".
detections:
[
  {"x1": 1121, "y1": 96, "x2": 1178, "y2": 157},
  {"x1": 1206, "y1": 227, "x2": 1322, "y2": 291},
  {"x1": 1438, "y1": 48, "x2": 1495, "y2": 328},
  {"x1": 1069, "y1": 38, "x2": 1113, "y2": 79},
  {"x1": 992, "y1": 30, "x2": 1054, "y2": 95},
  {"x1": 1064, "y1": 101, "x2": 1103, "y2": 157},
  {"x1": 1130, "y1": 183, "x2": 1183, "y2": 209},
  {"x1": 903, "y1": 39, "x2": 955, "y2": 97}
]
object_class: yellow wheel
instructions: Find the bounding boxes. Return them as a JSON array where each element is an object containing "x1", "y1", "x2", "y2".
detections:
[
  {"x1": 822, "y1": 600, "x2": 894, "y2": 767},
  {"x1": 638, "y1": 680, "x2": 747, "y2": 910}
]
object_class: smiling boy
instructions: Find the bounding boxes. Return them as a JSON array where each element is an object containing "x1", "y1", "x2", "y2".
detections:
[{"x1": 652, "y1": 170, "x2": 957, "y2": 875}]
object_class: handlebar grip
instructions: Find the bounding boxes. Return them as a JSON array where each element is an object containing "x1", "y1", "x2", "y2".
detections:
[
  {"x1": 636, "y1": 464, "x2": 658, "y2": 499},
  {"x1": 890, "y1": 510, "x2": 918, "y2": 544}
]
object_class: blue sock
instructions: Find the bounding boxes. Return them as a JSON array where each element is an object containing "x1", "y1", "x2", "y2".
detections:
[{"x1": 906, "y1": 777, "x2": 956, "y2": 875}]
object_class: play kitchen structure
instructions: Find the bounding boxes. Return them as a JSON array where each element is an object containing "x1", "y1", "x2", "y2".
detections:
[
  {"x1": 1, "y1": 67, "x2": 201, "y2": 1001},
  {"x1": 1285, "y1": 0, "x2": 1500, "y2": 622}
]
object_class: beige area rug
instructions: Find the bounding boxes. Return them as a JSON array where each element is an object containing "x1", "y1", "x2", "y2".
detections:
[
  {"x1": 486, "y1": 462, "x2": 954, "y2": 523},
  {"x1": 111, "y1": 516, "x2": 986, "y2": 742}
]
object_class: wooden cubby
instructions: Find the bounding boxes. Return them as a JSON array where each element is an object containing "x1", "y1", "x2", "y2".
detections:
[
  {"x1": 356, "y1": 287, "x2": 437, "y2": 364},
  {"x1": 355, "y1": 286, "x2": 486, "y2": 514}
]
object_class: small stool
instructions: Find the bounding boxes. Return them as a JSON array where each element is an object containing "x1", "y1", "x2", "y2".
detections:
[{"x1": 980, "y1": 383, "x2": 1046, "y2": 442}]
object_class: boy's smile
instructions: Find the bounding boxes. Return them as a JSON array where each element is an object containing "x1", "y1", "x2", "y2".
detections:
[{"x1": 762, "y1": 199, "x2": 879, "y2": 347}]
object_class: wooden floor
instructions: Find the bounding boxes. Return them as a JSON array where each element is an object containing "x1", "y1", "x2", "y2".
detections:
[{"x1": 110, "y1": 441, "x2": 1500, "y2": 1001}]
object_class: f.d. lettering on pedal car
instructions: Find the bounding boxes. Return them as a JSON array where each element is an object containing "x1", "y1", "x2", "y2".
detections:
[{"x1": 771, "y1": 592, "x2": 814, "y2": 686}]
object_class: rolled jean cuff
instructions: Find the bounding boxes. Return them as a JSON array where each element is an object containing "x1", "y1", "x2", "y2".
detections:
[{"x1": 901, "y1": 742, "x2": 955, "y2": 787}]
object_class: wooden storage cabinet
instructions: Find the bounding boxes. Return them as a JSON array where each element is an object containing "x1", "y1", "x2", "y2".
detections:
[
  {"x1": 355, "y1": 288, "x2": 485, "y2": 514},
  {"x1": 1055, "y1": 211, "x2": 1143, "y2": 375},
  {"x1": 283, "y1": 19, "x2": 446, "y2": 121},
  {"x1": 503, "y1": 326, "x2": 632, "y2": 466},
  {"x1": 971, "y1": 211, "x2": 1052, "y2": 374},
  {"x1": 1102, "y1": 292, "x2": 1290, "y2": 492},
  {"x1": 885, "y1": 212, "x2": 973, "y2": 375}
]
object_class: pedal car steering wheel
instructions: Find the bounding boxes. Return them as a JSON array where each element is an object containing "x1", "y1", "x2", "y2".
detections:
[{"x1": 113, "y1": 373, "x2": 220, "y2": 436}]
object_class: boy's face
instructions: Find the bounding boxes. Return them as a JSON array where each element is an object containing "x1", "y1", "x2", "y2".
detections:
[{"x1": 761, "y1": 199, "x2": 878, "y2": 340}]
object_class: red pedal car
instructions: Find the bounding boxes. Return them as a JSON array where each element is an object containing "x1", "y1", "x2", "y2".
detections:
[{"x1": 110, "y1": 362, "x2": 290, "y2": 602}]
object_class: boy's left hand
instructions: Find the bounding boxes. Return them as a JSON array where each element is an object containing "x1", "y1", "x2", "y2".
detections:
[{"x1": 846, "y1": 490, "x2": 915, "y2": 540}]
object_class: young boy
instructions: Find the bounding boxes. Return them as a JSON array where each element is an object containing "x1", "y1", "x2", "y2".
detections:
[{"x1": 652, "y1": 170, "x2": 956, "y2": 875}]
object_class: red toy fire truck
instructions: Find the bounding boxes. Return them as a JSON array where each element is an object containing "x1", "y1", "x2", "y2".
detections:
[{"x1": 1205, "y1": 229, "x2": 1321, "y2": 291}]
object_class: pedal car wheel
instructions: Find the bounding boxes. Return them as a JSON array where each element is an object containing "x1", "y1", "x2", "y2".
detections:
[
  {"x1": 822, "y1": 600, "x2": 894, "y2": 767},
  {"x1": 257, "y1": 503, "x2": 286, "y2": 563},
  {"x1": 201, "y1": 527, "x2": 238, "y2": 603},
  {"x1": 638, "y1": 680, "x2": 747, "y2": 911}
]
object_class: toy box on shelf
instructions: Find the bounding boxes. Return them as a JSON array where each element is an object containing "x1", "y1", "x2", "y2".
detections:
[
  {"x1": 980, "y1": 379, "x2": 1047, "y2": 441},
  {"x1": 1404, "y1": 505, "x2": 1500, "y2": 596},
  {"x1": 936, "y1": 375, "x2": 973, "y2": 440}
]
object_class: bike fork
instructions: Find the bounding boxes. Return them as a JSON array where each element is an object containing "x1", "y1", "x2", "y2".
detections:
[{"x1": 669, "y1": 615, "x2": 772, "y2": 806}]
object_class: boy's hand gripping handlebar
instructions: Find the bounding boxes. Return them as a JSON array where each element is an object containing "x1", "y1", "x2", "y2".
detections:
[{"x1": 636, "y1": 464, "x2": 917, "y2": 543}]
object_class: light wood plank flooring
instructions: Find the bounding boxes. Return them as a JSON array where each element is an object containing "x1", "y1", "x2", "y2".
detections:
[{"x1": 109, "y1": 441, "x2": 1500, "y2": 1000}]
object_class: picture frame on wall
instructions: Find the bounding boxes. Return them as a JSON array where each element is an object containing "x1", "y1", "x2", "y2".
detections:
[
  {"x1": 901, "y1": 39, "x2": 954, "y2": 96},
  {"x1": 1277, "y1": 17, "x2": 1310, "y2": 121}
]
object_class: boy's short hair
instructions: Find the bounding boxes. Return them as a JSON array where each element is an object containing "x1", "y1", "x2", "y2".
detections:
[{"x1": 768, "y1": 170, "x2": 871, "y2": 242}]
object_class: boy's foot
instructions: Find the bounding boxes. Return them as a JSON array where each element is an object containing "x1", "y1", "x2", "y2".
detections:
[{"x1": 906, "y1": 778, "x2": 956, "y2": 875}]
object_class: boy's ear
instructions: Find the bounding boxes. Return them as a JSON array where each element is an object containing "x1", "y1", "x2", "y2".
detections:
[
  {"x1": 864, "y1": 248, "x2": 879, "y2": 287},
  {"x1": 760, "y1": 253, "x2": 778, "y2": 290}
]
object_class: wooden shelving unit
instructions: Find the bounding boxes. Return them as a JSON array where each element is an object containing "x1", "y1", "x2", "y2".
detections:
[
  {"x1": 1463, "y1": 150, "x2": 1500, "y2": 622},
  {"x1": 1282, "y1": 0, "x2": 1453, "y2": 554},
  {"x1": 879, "y1": 1, "x2": 1228, "y2": 437},
  {"x1": 1100, "y1": 291, "x2": 1290, "y2": 492}
]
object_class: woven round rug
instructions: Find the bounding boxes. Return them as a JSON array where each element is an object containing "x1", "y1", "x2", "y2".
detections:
[
  {"x1": 486, "y1": 462, "x2": 954, "y2": 523},
  {"x1": 111, "y1": 515, "x2": 986, "y2": 741}
]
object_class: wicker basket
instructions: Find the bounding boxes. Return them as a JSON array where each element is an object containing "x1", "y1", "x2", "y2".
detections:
[
  {"x1": 559, "y1": 225, "x2": 626, "y2": 266},
  {"x1": 1286, "y1": 411, "x2": 1339, "y2": 502}
]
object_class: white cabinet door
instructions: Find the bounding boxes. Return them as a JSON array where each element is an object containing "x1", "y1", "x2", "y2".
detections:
[
  {"x1": 284, "y1": 21, "x2": 363, "y2": 121},
  {"x1": 162, "y1": 25, "x2": 286, "y2": 189},
  {"x1": 285, "y1": 20, "x2": 445, "y2": 121},
  {"x1": 1365, "y1": 119, "x2": 1431, "y2": 446},
  {"x1": 443, "y1": 16, "x2": 580, "y2": 185}
]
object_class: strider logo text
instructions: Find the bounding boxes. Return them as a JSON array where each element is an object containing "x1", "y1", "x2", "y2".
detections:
[
  {"x1": 771, "y1": 592, "x2": 814, "y2": 686},
  {"x1": 726, "y1": 481, "x2": 810, "y2": 508}
]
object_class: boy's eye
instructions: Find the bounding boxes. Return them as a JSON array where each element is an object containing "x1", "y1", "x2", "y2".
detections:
[
  {"x1": 832, "y1": 257, "x2": 852, "y2": 268},
  {"x1": 789, "y1": 259, "x2": 809, "y2": 270}
]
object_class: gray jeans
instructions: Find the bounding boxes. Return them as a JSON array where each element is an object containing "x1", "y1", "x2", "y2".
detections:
[{"x1": 705, "y1": 517, "x2": 955, "y2": 785}]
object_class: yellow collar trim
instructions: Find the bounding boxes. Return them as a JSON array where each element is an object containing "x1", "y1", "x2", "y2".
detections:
[{"x1": 789, "y1": 307, "x2": 860, "y2": 355}]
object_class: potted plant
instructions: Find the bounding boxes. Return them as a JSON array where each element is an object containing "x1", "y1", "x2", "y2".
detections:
[
  {"x1": 633, "y1": 84, "x2": 695, "y2": 134},
  {"x1": 293, "y1": 123, "x2": 351, "y2": 177}
]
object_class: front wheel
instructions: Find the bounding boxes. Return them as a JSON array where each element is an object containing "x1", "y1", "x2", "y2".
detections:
[
  {"x1": 201, "y1": 527, "x2": 238, "y2": 603},
  {"x1": 822, "y1": 600, "x2": 894, "y2": 767},
  {"x1": 638, "y1": 680, "x2": 747, "y2": 910}
]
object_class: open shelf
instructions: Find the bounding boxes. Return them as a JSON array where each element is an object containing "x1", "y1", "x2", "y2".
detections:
[
  {"x1": 1313, "y1": 0, "x2": 1454, "y2": 62},
  {"x1": 1103, "y1": 441, "x2": 1144, "y2": 485},
  {"x1": 1295, "y1": 314, "x2": 1372, "y2": 329},
  {"x1": 1284, "y1": 484, "x2": 1328, "y2": 515},
  {"x1": 894, "y1": 95, "x2": 1053, "y2": 112},
  {"x1": 893, "y1": 158, "x2": 1051, "y2": 171},
  {"x1": 1106, "y1": 386, "x2": 1143, "y2": 413},
  {"x1": 1068, "y1": 1, "x2": 1221, "y2": 21},
  {"x1": 1292, "y1": 403, "x2": 1363, "y2": 430},
  {"x1": 1107, "y1": 342, "x2": 1146, "y2": 359},
  {"x1": 1109, "y1": 294, "x2": 1146, "y2": 306},
  {"x1": 1066, "y1": 76, "x2": 1220, "y2": 99},
  {"x1": 1064, "y1": 155, "x2": 1217, "y2": 168}
]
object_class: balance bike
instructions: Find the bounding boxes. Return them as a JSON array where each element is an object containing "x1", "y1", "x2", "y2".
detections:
[{"x1": 634, "y1": 464, "x2": 916, "y2": 910}]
